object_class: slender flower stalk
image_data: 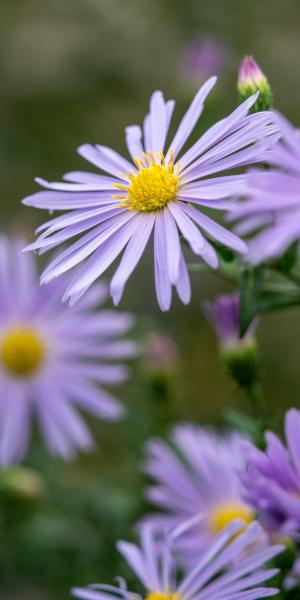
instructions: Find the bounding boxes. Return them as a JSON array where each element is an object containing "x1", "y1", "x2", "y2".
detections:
[{"x1": 22, "y1": 78, "x2": 277, "y2": 310}]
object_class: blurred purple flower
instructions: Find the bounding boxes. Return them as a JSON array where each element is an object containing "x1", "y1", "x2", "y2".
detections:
[
  {"x1": 229, "y1": 111, "x2": 300, "y2": 265},
  {"x1": 182, "y1": 36, "x2": 231, "y2": 84},
  {"x1": 23, "y1": 78, "x2": 277, "y2": 310},
  {"x1": 141, "y1": 425, "x2": 255, "y2": 561},
  {"x1": 144, "y1": 331, "x2": 178, "y2": 374},
  {"x1": 72, "y1": 523, "x2": 283, "y2": 600},
  {"x1": 241, "y1": 408, "x2": 300, "y2": 537},
  {"x1": 0, "y1": 236, "x2": 137, "y2": 465},
  {"x1": 203, "y1": 293, "x2": 257, "y2": 347}
]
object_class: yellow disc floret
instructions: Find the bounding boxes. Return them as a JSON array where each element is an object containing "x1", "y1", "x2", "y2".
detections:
[
  {"x1": 1, "y1": 327, "x2": 46, "y2": 377},
  {"x1": 147, "y1": 592, "x2": 181, "y2": 600},
  {"x1": 209, "y1": 502, "x2": 254, "y2": 534},
  {"x1": 113, "y1": 151, "x2": 180, "y2": 212}
]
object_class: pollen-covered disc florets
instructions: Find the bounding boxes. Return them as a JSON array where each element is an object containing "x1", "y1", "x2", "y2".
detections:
[
  {"x1": 147, "y1": 593, "x2": 181, "y2": 600},
  {"x1": 1, "y1": 327, "x2": 46, "y2": 377},
  {"x1": 209, "y1": 502, "x2": 254, "y2": 534},
  {"x1": 114, "y1": 151, "x2": 180, "y2": 212}
]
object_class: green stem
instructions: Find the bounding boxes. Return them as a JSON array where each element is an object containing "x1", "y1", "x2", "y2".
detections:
[
  {"x1": 244, "y1": 381, "x2": 265, "y2": 418},
  {"x1": 187, "y1": 262, "x2": 237, "y2": 284}
]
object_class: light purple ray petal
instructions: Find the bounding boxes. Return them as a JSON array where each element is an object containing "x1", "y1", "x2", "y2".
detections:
[
  {"x1": 22, "y1": 189, "x2": 117, "y2": 210},
  {"x1": 163, "y1": 207, "x2": 181, "y2": 284},
  {"x1": 27, "y1": 210, "x2": 122, "y2": 254},
  {"x1": 168, "y1": 202, "x2": 204, "y2": 253},
  {"x1": 182, "y1": 203, "x2": 247, "y2": 254},
  {"x1": 63, "y1": 171, "x2": 118, "y2": 184},
  {"x1": 117, "y1": 539, "x2": 159, "y2": 591},
  {"x1": 154, "y1": 214, "x2": 172, "y2": 311},
  {"x1": 149, "y1": 91, "x2": 168, "y2": 153},
  {"x1": 64, "y1": 363, "x2": 128, "y2": 384},
  {"x1": 175, "y1": 249, "x2": 191, "y2": 304},
  {"x1": 35, "y1": 380, "x2": 94, "y2": 458},
  {"x1": 125, "y1": 125, "x2": 144, "y2": 161},
  {"x1": 0, "y1": 382, "x2": 30, "y2": 465},
  {"x1": 165, "y1": 100, "x2": 175, "y2": 133},
  {"x1": 78, "y1": 144, "x2": 134, "y2": 180},
  {"x1": 41, "y1": 211, "x2": 136, "y2": 284},
  {"x1": 62, "y1": 216, "x2": 140, "y2": 300},
  {"x1": 178, "y1": 92, "x2": 260, "y2": 170},
  {"x1": 62, "y1": 379, "x2": 125, "y2": 420},
  {"x1": 179, "y1": 138, "x2": 277, "y2": 184},
  {"x1": 180, "y1": 118, "x2": 277, "y2": 181},
  {"x1": 35, "y1": 177, "x2": 116, "y2": 192},
  {"x1": 166, "y1": 77, "x2": 217, "y2": 161},
  {"x1": 110, "y1": 213, "x2": 155, "y2": 305},
  {"x1": 35, "y1": 205, "x2": 120, "y2": 237},
  {"x1": 285, "y1": 408, "x2": 300, "y2": 476},
  {"x1": 273, "y1": 110, "x2": 300, "y2": 154}
]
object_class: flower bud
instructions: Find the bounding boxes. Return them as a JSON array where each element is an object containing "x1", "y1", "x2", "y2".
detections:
[
  {"x1": 238, "y1": 56, "x2": 273, "y2": 112},
  {"x1": 0, "y1": 466, "x2": 45, "y2": 503},
  {"x1": 203, "y1": 293, "x2": 259, "y2": 389},
  {"x1": 144, "y1": 331, "x2": 178, "y2": 376}
]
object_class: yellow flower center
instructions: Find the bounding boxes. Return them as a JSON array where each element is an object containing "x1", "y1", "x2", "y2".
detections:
[
  {"x1": 113, "y1": 151, "x2": 180, "y2": 212},
  {"x1": 1, "y1": 327, "x2": 46, "y2": 377},
  {"x1": 209, "y1": 502, "x2": 254, "y2": 535},
  {"x1": 147, "y1": 593, "x2": 181, "y2": 600}
]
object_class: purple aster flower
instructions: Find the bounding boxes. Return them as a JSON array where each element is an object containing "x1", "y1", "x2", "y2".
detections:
[
  {"x1": 229, "y1": 111, "x2": 300, "y2": 265},
  {"x1": 141, "y1": 425, "x2": 256, "y2": 560},
  {"x1": 181, "y1": 36, "x2": 231, "y2": 84},
  {"x1": 72, "y1": 523, "x2": 283, "y2": 600},
  {"x1": 0, "y1": 236, "x2": 137, "y2": 465},
  {"x1": 23, "y1": 78, "x2": 278, "y2": 310},
  {"x1": 240, "y1": 408, "x2": 300, "y2": 537}
]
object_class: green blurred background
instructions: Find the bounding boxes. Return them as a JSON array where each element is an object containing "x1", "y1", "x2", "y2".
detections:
[{"x1": 1, "y1": 0, "x2": 300, "y2": 598}]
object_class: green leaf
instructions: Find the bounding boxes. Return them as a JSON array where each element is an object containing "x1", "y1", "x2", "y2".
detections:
[{"x1": 257, "y1": 290, "x2": 300, "y2": 312}]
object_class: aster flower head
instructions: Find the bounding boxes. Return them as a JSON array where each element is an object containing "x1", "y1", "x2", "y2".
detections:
[
  {"x1": 72, "y1": 523, "x2": 283, "y2": 600},
  {"x1": 141, "y1": 424, "x2": 257, "y2": 561},
  {"x1": 241, "y1": 408, "x2": 300, "y2": 537},
  {"x1": 23, "y1": 78, "x2": 278, "y2": 310},
  {"x1": 238, "y1": 56, "x2": 273, "y2": 112},
  {"x1": 229, "y1": 111, "x2": 300, "y2": 265},
  {"x1": 0, "y1": 236, "x2": 136, "y2": 465}
]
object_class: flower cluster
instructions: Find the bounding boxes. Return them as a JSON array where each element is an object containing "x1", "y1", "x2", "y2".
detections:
[{"x1": 2, "y1": 53, "x2": 300, "y2": 600}]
